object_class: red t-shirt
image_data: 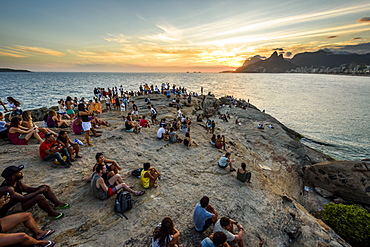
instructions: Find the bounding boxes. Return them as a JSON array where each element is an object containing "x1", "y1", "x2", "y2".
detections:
[
  {"x1": 139, "y1": 119, "x2": 148, "y2": 127},
  {"x1": 39, "y1": 140, "x2": 56, "y2": 159}
]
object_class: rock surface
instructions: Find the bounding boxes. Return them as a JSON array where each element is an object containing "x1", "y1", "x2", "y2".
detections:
[
  {"x1": 0, "y1": 94, "x2": 352, "y2": 246},
  {"x1": 303, "y1": 160, "x2": 370, "y2": 205}
]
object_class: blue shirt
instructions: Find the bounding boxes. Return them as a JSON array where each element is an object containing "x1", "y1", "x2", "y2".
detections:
[
  {"x1": 201, "y1": 237, "x2": 215, "y2": 247},
  {"x1": 193, "y1": 203, "x2": 213, "y2": 231}
]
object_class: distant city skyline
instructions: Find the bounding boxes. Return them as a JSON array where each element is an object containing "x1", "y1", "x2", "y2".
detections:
[{"x1": 0, "y1": 0, "x2": 369, "y2": 72}]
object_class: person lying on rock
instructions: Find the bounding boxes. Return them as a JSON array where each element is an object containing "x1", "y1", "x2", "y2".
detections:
[
  {"x1": 140, "y1": 162, "x2": 160, "y2": 189},
  {"x1": 91, "y1": 164, "x2": 145, "y2": 200},
  {"x1": 218, "y1": 153, "x2": 236, "y2": 172},
  {"x1": 237, "y1": 163, "x2": 252, "y2": 183},
  {"x1": 213, "y1": 217, "x2": 244, "y2": 247},
  {"x1": 193, "y1": 196, "x2": 218, "y2": 232},
  {"x1": 201, "y1": 231, "x2": 229, "y2": 247},
  {"x1": 0, "y1": 165, "x2": 69, "y2": 220}
]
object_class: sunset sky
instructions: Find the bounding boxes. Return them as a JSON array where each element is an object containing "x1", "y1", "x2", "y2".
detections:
[{"x1": 0, "y1": 0, "x2": 369, "y2": 72}]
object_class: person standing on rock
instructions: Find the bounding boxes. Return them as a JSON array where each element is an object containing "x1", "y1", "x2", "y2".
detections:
[
  {"x1": 213, "y1": 217, "x2": 244, "y2": 247},
  {"x1": 218, "y1": 153, "x2": 236, "y2": 172},
  {"x1": 193, "y1": 196, "x2": 218, "y2": 232}
]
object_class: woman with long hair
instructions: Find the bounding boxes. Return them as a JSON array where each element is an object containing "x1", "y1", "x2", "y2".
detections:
[
  {"x1": 21, "y1": 111, "x2": 57, "y2": 137},
  {"x1": 237, "y1": 163, "x2": 252, "y2": 183},
  {"x1": 152, "y1": 217, "x2": 181, "y2": 247},
  {"x1": 47, "y1": 110, "x2": 69, "y2": 128},
  {"x1": 4, "y1": 97, "x2": 22, "y2": 116},
  {"x1": 8, "y1": 117, "x2": 43, "y2": 145}
]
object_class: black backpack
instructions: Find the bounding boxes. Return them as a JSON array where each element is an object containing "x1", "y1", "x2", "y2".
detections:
[
  {"x1": 114, "y1": 191, "x2": 132, "y2": 220},
  {"x1": 131, "y1": 168, "x2": 143, "y2": 178}
]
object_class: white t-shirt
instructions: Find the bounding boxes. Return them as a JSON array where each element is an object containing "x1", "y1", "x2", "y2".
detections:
[
  {"x1": 213, "y1": 219, "x2": 235, "y2": 242},
  {"x1": 157, "y1": 127, "x2": 166, "y2": 138}
]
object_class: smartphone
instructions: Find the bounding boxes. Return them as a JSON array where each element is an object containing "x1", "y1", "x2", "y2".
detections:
[{"x1": 3, "y1": 192, "x2": 10, "y2": 202}]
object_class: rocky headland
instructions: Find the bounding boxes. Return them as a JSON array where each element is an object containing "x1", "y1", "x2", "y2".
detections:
[{"x1": 1, "y1": 93, "x2": 369, "y2": 246}]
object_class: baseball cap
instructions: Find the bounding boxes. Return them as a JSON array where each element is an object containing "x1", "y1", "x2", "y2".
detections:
[{"x1": 1, "y1": 165, "x2": 24, "y2": 179}]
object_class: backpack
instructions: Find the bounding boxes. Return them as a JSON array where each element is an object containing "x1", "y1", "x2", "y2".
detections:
[
  {"x1": 131, "y1": 168, "x2": 143, "y2": 178},
  {"x1": 114, "y1": 191, "x2": 132, "y2": 220}
]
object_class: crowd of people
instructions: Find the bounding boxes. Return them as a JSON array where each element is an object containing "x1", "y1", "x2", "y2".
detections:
[{"x1": 0, "y1": 84, "x2": 262, "y2": 246}]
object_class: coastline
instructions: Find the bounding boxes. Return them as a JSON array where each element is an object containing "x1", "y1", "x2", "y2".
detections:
[{"x1": 0, "y1": 93, "x2": 355, "y2": 246}]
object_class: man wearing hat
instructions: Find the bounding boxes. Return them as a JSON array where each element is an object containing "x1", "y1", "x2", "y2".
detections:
[
  {"x1": 39, "y1": 133, "x2": 71, "y2": 168},
  {"x1": 0, "y1": 165, "x2": 69, "y2": 219}
]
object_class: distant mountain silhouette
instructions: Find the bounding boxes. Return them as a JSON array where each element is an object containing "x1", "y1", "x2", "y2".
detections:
[
  {"x1": 235, "y1": 51, "x2": 297, "y2": 73},
  {"x1": 290, "y1": 49, "x2": 370, "y2": 67},
  {"x1": 0, "y1": 68, "x2": 31, "y2": 72},
  {"x1": 235, "y1": 49, "x2": 370, "y2": 73}
]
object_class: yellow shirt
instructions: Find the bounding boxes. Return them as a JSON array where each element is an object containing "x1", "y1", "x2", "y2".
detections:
[{"x1": 140, "y1": 169, "x2": 150, "y2": 188}]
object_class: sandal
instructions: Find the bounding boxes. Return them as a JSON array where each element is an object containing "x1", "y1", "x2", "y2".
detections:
[
  {"x1": 135, "y1": 190, "x2": 145, "y2": 196},
  {"x1": 70, "y1": 158, "x2": 77, "y2": 162},
  {"x1": 46, "y1": 212, "x2": 64, "y2": 220},
  {"x1": 88, "y1": 143, "x2": 94, "y2": 147},
  {"x1": 55, "y1": 203, "x2": 71, "y2": 210},
  {"x1": 75, "y1": 155, "x2": 83, "y2": 158},
  {"x1": 44, "y1": 241, "x2": 56, "y2": 247},
  {"x1": 37, "y1": 229, "x2": 55, "y2": 240}
]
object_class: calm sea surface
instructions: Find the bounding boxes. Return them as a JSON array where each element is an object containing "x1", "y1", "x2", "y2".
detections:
[{"x1": 0, "y1": 72, "x2": 369, "y2": 161}]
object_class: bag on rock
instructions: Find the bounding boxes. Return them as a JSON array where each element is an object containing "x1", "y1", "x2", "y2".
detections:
[
  {"x1": 114, "y1": 191, "x2": 132, "y2": 220},
  {"x1": 131, "y1": 168, "x2": 143, "y2": 178}
]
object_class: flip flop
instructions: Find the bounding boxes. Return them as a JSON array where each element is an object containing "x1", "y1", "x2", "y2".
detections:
[
  {"x1": 45, "y1": 241, "x2": 56, "y2": 247},
  {"x1": 75, "y1": 155, "x2": 83, "y2": 158},
  {"x1": 135, "y1": 190, "x2": 145, "y2": 196},
  {"x1": 46, "y1": 212, "x2": 64, "y2": 220},
  {"x1": 55, "y1": 203, "x2": 71, "y2": 210},
  {"x1": 37, "y1": 230, "x2": 55, "y2": 240}
]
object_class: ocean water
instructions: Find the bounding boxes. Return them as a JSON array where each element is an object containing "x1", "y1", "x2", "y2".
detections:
[{"x1": 0, "y1": 72, "x2": 369, "y2": 161}]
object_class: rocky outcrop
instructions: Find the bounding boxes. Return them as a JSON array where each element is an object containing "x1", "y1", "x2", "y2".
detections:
[
  {"x1": 303, "y1": 161, "x2": 370, "y2": 205},
  {"x1": 235, "y1": 51, "x2": 298, "y2": 73},
  {"x1": 202, "y1": 95, "x2": 221, "y2": 117}
]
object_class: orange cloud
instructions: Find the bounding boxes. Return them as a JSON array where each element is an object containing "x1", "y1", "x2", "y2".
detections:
[{"x1": 357, "y1": 16, "x2": 370, "y2": 22}]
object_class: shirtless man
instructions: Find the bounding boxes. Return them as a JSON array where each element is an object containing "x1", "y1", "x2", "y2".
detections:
[
  {"x1": 0, "y1": 165, "x2": 69, "y2": 219},
  {"x1": 91, "y1": 164, "x2": 145, "y2": 200}
]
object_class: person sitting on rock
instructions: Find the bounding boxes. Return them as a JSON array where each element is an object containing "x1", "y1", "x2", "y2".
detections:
[
  {"x1": 139, "y1": 115, "x2": 150, "y2": 128},
  {"x1": 125, "y1": 114, "x2": 140, "y2": 133},
  {"x1": 39, "y1": 133, "x2": 72, "y2": 168},
  {"x1": 56, "y1": 130, "x2": 82, "y2": 162},
  {"x1": 183, "y1": 132, "x2": 198, "y2": 149},
  {"x1": 0, "y1": 165, "x2": 69, "y2": 220},
  {"x1": 157, "y1": 124, "x2": 169, "y2": 140},
  {"x1": 140, "y1": 162, "x2": 160, "y2": 189},
  {"x1": 237, "y1": 163, "x2": 251, "y2": 183},
  {"x1": 168, "y1": 127, "x2": 182, "y2": 144},
  {"x1": 214, "y1": 135, "x2": 226, "y2": 150},
  {"x1": 8, "y1": 116, "x2": 44, "y2": 145},
  {"x1": 218, "y1": 153, "x2": 236, "y2": 172},
  {"x1": 86, "y1": 152, "x2": 123, "y2": 182},
  {"x1": 213, "y1": 217, "x2": 244, "y2": 247},
  {"x1": 152, "y1": 217, "x2": 181, "y2": 247},
  {"x1": 201, "y1": 231, "x2": 229, "y2": 247},
  {"x1": 193, "y1": 196, "x2": 218, "y2": 232},
  {"x1": 91, "y1": 164, "x2": 145, "y2": 200},
  {"x1": 0, "y1": 189, "x2": 57, "y2": 247}
]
